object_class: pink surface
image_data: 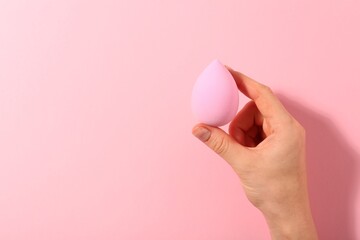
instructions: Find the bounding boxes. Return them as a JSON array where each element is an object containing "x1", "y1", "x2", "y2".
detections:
[
  {"x1": 0, "y1": 0, "x2": 359, "y2": 239},
  {"x1": 191, "y1": 59, "x2": 239, "y2": 126}
]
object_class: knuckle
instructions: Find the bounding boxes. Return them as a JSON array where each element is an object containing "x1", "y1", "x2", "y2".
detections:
[
  {"x1": 284, "y1": 114, "x2": 295, "y2": 125},
  {"x1": 210, "y1": 136, "x2": 229, "y2": 155},
  {"x1": 259, "y1": 84, "x2": 272, "y2": 94},
  {"x1": 253, "y1": 84, "x2": 273, "y2": 101},
  {"x1": 293, "y1": 119, "x2": 305, "y2": 132},
  {"x1": 287, "y1": 119, "x2": 306, "y2": 138},
  {"x1": 298, "y1": 123, "x2": 306, "y2": 137}
]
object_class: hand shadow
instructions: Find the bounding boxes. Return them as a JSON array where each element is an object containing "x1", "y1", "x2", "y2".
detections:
[{"x1": 278, "y1": 94, "x2": 359, "y2": 240}]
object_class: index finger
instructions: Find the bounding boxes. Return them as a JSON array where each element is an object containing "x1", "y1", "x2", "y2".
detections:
[{"x1": 226, "y1": 67, "x2": 288, "y2": 119}]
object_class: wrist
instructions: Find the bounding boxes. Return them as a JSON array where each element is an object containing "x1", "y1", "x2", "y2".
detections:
[
  {"x1": 255, "y1": 177, "x2": 317, "y2": 239},
  {"x1": 260, "y1": 197, "x2": 318, "y2": 240}
]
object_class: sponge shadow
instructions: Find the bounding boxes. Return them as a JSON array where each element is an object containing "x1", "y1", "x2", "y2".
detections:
[{"x1": 278, "y1": 94, "x2": 359, "y2": 240}]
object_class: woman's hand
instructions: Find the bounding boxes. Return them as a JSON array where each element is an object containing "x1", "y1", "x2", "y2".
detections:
[{"x1": 192, "y1": 67, "x2": 318, "y2": 240}]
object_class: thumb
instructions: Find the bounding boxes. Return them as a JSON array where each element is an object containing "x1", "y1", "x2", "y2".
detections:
[{"x1": 192, "y1": 124, "x2": 247, "y2": 165}]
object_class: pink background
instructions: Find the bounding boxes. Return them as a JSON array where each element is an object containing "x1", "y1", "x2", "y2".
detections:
[{"x1": 0, "y1": 0, "x2": 359, "y2": 239}]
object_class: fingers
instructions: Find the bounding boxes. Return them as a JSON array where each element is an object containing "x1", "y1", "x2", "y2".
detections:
[
  {"x1": 192, "y1": 124, "x2": 249, "y2": 166},
  {"x1": 229, "y1": 101, "x2": 263, "y2": 147},
  {"x1": 226, "y1": 66, "x2": 288, "y2": 119}
]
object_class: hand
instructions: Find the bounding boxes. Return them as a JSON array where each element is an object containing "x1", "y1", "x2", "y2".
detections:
[{"x1": 192, "y1": 67, "x2": 318, "y2": 240}]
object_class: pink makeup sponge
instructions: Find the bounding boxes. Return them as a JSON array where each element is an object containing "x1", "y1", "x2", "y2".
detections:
[{"x1": 191, "y1": 59, "x2": 239, "y2": 126}]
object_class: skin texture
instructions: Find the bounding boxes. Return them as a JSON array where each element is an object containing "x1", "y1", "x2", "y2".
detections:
[{"x1": 192, "y1": 67, "x2": 318, "y2": 240}]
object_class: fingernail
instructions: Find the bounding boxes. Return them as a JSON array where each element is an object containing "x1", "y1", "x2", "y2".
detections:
[{"x1": 192, "y1": 126, "x2": 211, "y2": 142}]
